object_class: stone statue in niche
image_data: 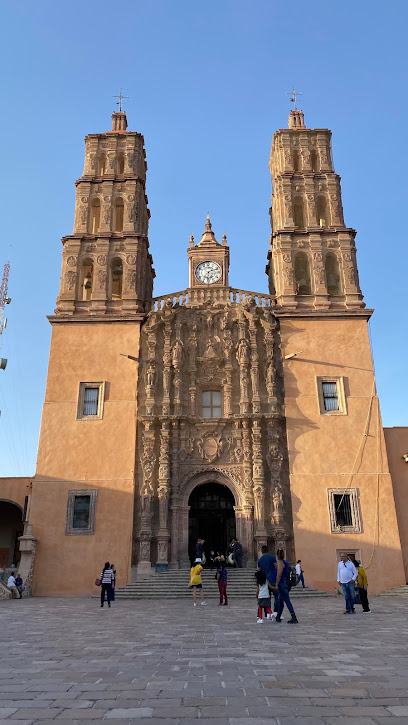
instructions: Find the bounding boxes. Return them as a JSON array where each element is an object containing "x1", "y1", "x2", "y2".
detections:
[
  {"x1": 146, "y1": 363, "x2": 155, "y2": 387},
  {"x1": 273, "y1": 484, "x2": 284, "y2": 516},
  {"x1": 171, "y1": 340, "x2": 183, "y2": 367},
  {"x1": 237, "y1": 339, "x2": 249, "y2": 364},
  {"x1": 204, "y1": 338, "x2": 218, "y2": 359}
]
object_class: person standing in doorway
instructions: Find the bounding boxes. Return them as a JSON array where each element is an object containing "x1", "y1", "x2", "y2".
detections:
[
  {"x1": 217, "y1": 555, "x2": 228, "y2": 605},
  {"x1": 232, "y1": 538, "x2": 243, "y2": 568},
  {"x1": 337, "y1": 553, "x2": 357, "y2": 614},
  {"x1": 295, "y1": 560, "x2": 305, "y2": 588},
  {"x1": 100, "y1": 562, "x2": 115, "y2": 608},
  {"x1": 190, "y1": 558, "x2": 207, "y2": 606},
  {"x1": 355, "y1": 560, "x2": 370, "y2": 613},
  {"x1": 273, "y1": 549, "x2": 298, "y2": 624}
]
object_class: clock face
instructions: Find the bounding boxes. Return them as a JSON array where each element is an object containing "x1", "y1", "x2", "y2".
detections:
[{"x1": 195, "y1": 261, "x2": 222, "y2": 284}]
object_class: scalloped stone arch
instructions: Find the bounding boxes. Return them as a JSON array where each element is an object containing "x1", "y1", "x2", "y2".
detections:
[{"x1": 181, "y1": 467, "x2": 243, "y2": 508}]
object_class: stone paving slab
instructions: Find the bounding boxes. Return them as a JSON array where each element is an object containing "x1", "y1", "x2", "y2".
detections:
[{"x1": 1, "y1": 595, "x2": 408, "y2": 723}]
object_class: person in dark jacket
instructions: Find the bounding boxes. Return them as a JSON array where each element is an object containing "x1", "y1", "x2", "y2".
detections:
[{"x1": 232, "y1": 538, "x2": 243, "y2": 568}]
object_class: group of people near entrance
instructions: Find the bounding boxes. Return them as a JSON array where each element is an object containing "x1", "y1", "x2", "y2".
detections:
[
  {"x1": 195, "y1": 537, "x2": 244, "y2": 569},
  {"x1": 189, "y1": 545, "x2": 300, "y2": 621}
]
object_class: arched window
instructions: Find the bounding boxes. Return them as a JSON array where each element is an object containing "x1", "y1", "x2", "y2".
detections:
[
  {"x1": 325, "y1": 253, "x2": 342, "y2": 296},
  {"x1": 81, "y1": 261, "x2": 93, "y2": 301},
  {"x1": 90, "y1": 198, "x2": 100, "y2": 234},
  {"x1": 114, "y1": 198, "x2": 124, "y2": 232},
  {"x1": 293, "y1": 197, "x2": 305, "y2": 228},
  {"x1": 293, "y1": 150, "x2": 300, "y2": 171},
  {"x1": 310, "y1": 149, "x2": 319, "y2": 172},
  {"x1": 98, "y1": 154, "x2": 106, "y2": 176},
  {"x1": 294, "y1": 252, "x2": 312, "y2": 295},
  {"x1": 111, "y1": 258, "x2": 123, "y2": 299},
  {"x1": 317, "y1": 196, "x2": 328, "y2": 227},
  {"x1": 117, "y1": 153, "x2": 125, "y2": 175}
]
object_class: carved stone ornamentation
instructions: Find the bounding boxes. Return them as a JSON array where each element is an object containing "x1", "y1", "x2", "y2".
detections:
[
  {"x1": 97, "y1": 269, "x2": 107, "y2": 289},
  {"x1": 197, "y1": 433, "x2": 223, "y2": 462},
  {"x1": 67, "y1": 256, "x2": 77, "y2": 267},
  {"x1": 96, "y1": 254, "x2": 106, "y2": 266},
  {"x1": 65, "y1": 271, "x2": 77, "y2": 290}
]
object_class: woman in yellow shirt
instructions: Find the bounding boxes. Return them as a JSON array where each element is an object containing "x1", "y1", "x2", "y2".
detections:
[
  {"x1": 190, "y1": 558, "x2": 207, "y2": 607},
  {"x1": 355, "y1": 561, "x2": 370, "y2": 613}
]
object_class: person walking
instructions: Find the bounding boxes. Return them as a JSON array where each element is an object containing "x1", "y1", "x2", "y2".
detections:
[
  {"x1": 295, "y1": 560, "x2": 305, "y2": 588},
  {"x1": 255, "y1": 570, "x2": 275, "y2": 623},
  {"x1": 100, "y1": 562, "x2": 115, "y2": 608},
  {"x1": 108, "y1": 564, "x2": 116, "y2": 603},
  {"x1": 232, "y1": 538, "x2": 243, "y2": 568},
  {"x1": 190, "y1": 558, "x2": 207, "y2": 606},
  {"x1": 7, "y1": 572, "x2": 20, "y2": 599},
  {"x1": 273, "y1": 549, "x2": 298, "y2": 624},
  {"x1": 355, "y1": 560, "x2": 370, "y2": 613},
  {"x1": 216, "y1": 555, "x2": 228, "y2": 605},
  {"x1": 337, "y1": 553, "x2": 358, "y2": 614}
]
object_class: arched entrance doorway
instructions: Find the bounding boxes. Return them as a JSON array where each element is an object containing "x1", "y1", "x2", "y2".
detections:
[
  {"x1": 0, "y1": 501, "x2": 23, "y2": 568},
  {"x1": 188, "y1": 483, "x2": 236, "y2": 561}
]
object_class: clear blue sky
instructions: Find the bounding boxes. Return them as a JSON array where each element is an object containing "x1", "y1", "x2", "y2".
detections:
[{"x1": 0, "y1": 1, "x2": 407, "y2": 476}]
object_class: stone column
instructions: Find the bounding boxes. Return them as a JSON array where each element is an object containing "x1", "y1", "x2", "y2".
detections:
[
  {"x1": 180, "y1": 506, "x2": 191, "y2": 568},
  {"x1": 137, "y1": 424, "x2": 155, "y2": 577},
  {"x1": 18, "y1": 524, "x2": 37, "y2": 598},
  {"x1": 156, "y1": 422, "x2": 171, "y2": 571}
]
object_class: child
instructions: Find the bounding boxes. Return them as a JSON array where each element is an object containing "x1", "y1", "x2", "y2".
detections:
[
  {"x1": 255, "y1": 569, "x2": 274, "y2": 623},
  {"x1": 190, "y1": 558, "x2": 207, "y2": 607},
  {"x1": 216, "y1": 555, "x2": 228, "y2": 605}
]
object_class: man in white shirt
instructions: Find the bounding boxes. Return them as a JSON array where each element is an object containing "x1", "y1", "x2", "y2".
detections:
[
  {"x1": 295, "y1": 560, "x2": 305, "y2": 588},
  {"x1": 7, "y1": 572, "x2": 20, "y2": 599},
  {"x1": 337, "y1": 554, "x2": 357, "y2": 614}
]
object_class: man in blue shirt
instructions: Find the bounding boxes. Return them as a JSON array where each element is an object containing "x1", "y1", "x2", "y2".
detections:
[{"x1": 258, "y1": 545, "x2": 277, "y2": 584}]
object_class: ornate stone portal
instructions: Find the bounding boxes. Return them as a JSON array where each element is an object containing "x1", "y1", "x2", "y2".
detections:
[{"x1": 134, "y1": 218, "x2": 294, "y2": 571}]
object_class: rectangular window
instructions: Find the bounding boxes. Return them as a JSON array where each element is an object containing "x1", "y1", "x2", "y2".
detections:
[
  {"x1": 333, "y1": 493, "x2": 352, "y2": 527},
  {"x1": 77, "y1": 382, "x2": 105, "y2": 419},
  {"x1": 328, "y1": 488, "x2": 361, "y2": 533},
  {"x1": 322, "y1": 381, "x2": 339, "y2": 411},
  {"x1": 66, "y1": 489, "x2": 97, "y2": 535},
  {"x1": 202, "y1": 390, "x2": 222, "y2": 418},
  {"x1": 316, "y1": 376, "x2": 346, "y2": 415},
  {"x1": 72, "y1": 495, "x2": 91, "y2": 529}
]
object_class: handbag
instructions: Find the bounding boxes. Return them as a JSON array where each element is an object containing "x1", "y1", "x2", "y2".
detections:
[{"x1": 95, "y1": 577, "x2": 101, "y2": 586}]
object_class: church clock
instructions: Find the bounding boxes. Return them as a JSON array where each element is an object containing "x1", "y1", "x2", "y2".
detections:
[{"x1": 195, "y1": 261, "x2": 222, "y2": 284}]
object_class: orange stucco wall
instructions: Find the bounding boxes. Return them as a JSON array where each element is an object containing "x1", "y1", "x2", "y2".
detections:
[
  {"x1": 280, "y1": 316, "x2": 405, "y2": 595},
  {"x1": 30, "y1": 320, "x2": 141, "y2": 596},
  {"x1": 384, "y1": 427, "x2": 408, "y2": 583},
  {"x1": 0, "y1": 477, "x2": 32, "y2": 511}
]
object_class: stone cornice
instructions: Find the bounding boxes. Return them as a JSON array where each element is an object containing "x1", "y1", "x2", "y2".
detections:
[
  {"x1": 47, "y1": 313, "x2": 146, "y2": 325},
  {"x1": 275, "y1": 308, "x2": 374, "y2": 321}
]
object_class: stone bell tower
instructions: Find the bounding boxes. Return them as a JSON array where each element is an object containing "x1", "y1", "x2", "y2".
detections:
[
  {"x1": 30, "y1": 109, "x2": 155, "y2": 597},
  {"x1": 56, "y1": 109, "x2": 154, "y2": 316},
  {"x1": 267, "y1": 108, "x2": 364, "y2": 310}
]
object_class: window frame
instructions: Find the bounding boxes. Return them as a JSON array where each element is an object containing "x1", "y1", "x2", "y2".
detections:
[
  {"x1": 77, "y1": 382, "x2": 105, "y2": 420},
  {"x1": 201, "y1": 390, "x2": 223, "y2": 419},
  {"x1": 328, "y1": 488, "x2": 361, "y2": 534},
  {"x1": 65, "y1": 489, "x2": 98, "y2": 536},
  {"x1": 316, "y1": 376, "x2": 347, "y2": 416}
]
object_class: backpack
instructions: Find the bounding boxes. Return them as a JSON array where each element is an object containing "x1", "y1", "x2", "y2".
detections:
[{"x1": 286, "y1": 565, "x2": 297, "y2": 590}]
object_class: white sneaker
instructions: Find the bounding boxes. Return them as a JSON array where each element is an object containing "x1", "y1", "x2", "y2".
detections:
[
  {"x1": 257, "y1": 618, "x2": 263, "y2": 624},
  {"x1": 266, "y1": 613, "x2": 272, "y2": 619},
  {"x1": 271, "y1": 612, "x2": 277, "y2": 619},
  {"x1": 201, "y1": 601, "x2": 207, "y2": 606},
  {"x1": 193, "y1": 603, "x2": 197, "y2": 607}
]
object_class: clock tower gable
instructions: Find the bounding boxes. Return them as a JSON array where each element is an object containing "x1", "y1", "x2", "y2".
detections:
[{"x1": 188, "y1": 213, "x2": 230, "y2": 288}]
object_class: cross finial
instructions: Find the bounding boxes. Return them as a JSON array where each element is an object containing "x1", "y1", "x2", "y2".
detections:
[
  {"x1": 286, "y1": 87, "x2": 302, "y2": 110},
  {"x1": 113, "y1": 89, "x2": 129, "y2": 112}
]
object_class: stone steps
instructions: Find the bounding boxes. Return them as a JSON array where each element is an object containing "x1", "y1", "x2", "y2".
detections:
[
  {"x1": 378, "y1": 584, "x2": 408, "y2": 597},
  {"x1": 114, "y1": 569, "x2": 332, "y2": 599}
]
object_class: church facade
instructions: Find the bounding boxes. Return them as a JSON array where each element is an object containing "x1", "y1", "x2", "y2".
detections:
[{"x1": 3, "y1": 107, "x2": 406, "y2": 597}]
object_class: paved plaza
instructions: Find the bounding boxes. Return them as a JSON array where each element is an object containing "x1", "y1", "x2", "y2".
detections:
[{"x1": 1, "y1": 594, "x2": 408, "y2": 725}]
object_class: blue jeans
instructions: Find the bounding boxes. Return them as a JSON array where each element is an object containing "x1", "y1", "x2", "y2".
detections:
[
  {"x1": 341, "y1": 581, "x2": 355, "y2": 612},
  {"x1": 297, "y1": 573, "x2": 305, "y2": 588},
  {"x1": 276, "y1": 581, "x2": 295, "y2": 617}
]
